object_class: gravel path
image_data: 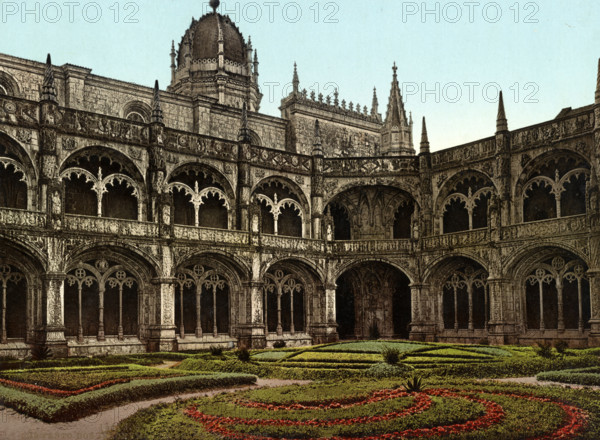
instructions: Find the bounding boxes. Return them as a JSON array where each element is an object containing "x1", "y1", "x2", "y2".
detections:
[
  {"x1": 486, "y1": 376, "x2": 600, "y2": 391},
  {"x1": 0, "y1": 378, "x2": 311, "y2": 440}
]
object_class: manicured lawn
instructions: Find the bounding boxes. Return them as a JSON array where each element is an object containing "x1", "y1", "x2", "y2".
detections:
[{"x1": 110, "y1": 378, "x2": 598, "y2": 439}]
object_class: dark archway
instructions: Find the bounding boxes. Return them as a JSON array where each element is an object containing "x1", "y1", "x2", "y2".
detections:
[{"x1": 336, "y1": 262, "x2": 411, "y2": 339}]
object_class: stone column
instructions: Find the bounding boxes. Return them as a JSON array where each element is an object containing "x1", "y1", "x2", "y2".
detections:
[
  {"x1": 409, "y1": 283, "x2": 436, "y2": 342},
  {"x1": 588, "y1": 269, "x2": 600, "y2": 345},
  {"x1": 487, "y1": 277, "x2": 518, "y2": 345},
  {"x1": 237, "y1": 251, "x2": 266, "y2": 349},
  {"x1": 147, "y1": 278, "x2": 177, "y2": 352},
  {"x1": 38, "y1": 273, "x2": 68, "y2": 357},
  {"x1": 310, "y1": 283, "x2": 338, "y2": 344}
]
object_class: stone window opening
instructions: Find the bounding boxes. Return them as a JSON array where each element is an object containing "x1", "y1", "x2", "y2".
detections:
[
  {"x1": 440, "y1": 176, "x2": 493, "y2": 234},
  {"x1": 169, "y1": 169, "x2": 232, "y2": 230},
  {"x1": 62, "y1": 154, "x2": 143, "y2": 221},
  {"x1": 521, "y1": 155, "x2": 589, "y2": 223},
  {"x1": 175, "y1": 264, "x2": 231, "y2": 339},
  {"x1": 263, "y1": 269, "x2": 305, "y2": 336},
  {"x1": 327, "y1": 186, "x2": 416, "y2": 241},
  {"x1": 0, "y1": 264, "x2": 26, "y2": 343},
  {"x1": 442, "y1": 266, "x2": 489, "y2": 331},
  {"x1": 525, "y1": 256, "x2": 590, "y2": 332},
  {"x1": 0, "y1": 158, "x2": 28, "y2": 210},
  {"x1": 65, "y1": 260, "x2": 139, "y2": 342},
  {"x1": 254, "y1": 181, "x2": 305, "y2": 238}
]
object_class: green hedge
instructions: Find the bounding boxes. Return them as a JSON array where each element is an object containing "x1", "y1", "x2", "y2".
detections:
[
  {"x1": 537, "y1": 367, "x2": 600, "y2": 386},
  {"x1": 0, "y1": 372, "x2": 256, "y2": 422},
  {"x1": 421, "y1": 355, "x2": 600, "y2": 378}
]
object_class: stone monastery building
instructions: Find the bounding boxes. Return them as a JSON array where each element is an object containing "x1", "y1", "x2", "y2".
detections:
[{"x1": 0, "y1": 1, "x2": 599, "y2": 357}]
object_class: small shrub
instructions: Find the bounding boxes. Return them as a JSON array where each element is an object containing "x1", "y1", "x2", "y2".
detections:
[
  {"x1": 273, "y1": 340, "x2": 286, "y2": 349},
  {"x1": 368, "y1": 323, "x2": 380, "y2": 340},
  {"x1": 404, "y1": 375, "x2": 426, "y2": 393},
  {"x1": 236, "y1": 348, "x2": 250, "y2": 362},
  {"x1": 209, "y1": 345, "x2": 223, "y2": 356},
  {"x1": 554, "y1": 340, "x2": 569, "y2": 355},
  {"x1": 477, "y1": 338, "x2": 490, "y2": 345},
  {"x1": 381, "y1": 346, "x2": 402, "y2": 365},
  {"x1": 30, "y1": 345, "x2": 53, "y2": 361},
  {"x1": 535, "y1": 342, "x2": 554, "y2": 359}
]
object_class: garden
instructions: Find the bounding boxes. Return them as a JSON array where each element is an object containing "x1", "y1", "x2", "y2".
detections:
[{"x1": 0, "y1": 341, "x2": 599, "y2": 439}]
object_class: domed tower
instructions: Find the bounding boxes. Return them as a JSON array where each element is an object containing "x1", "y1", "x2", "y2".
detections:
[{"x1": 168, "y1": 0, "x2": 262, "y2": 111}]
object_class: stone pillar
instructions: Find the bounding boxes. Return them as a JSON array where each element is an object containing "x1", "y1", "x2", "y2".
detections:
[
  {"x1": 147, "y1": 278, "x2": 177, "y2": 352},
  {"x1": 588, "y1": 269, "x2": 600, "y2": 345},
  {"x1": 409, "y1": 283, "x2": 436, "y2": 342},
  {"x1": 37, "y1": 273, "x2": 68, "y2": 357},
  {"x1": 237, "y1": 281, "x2": 267, "y2": 349},
  {"x1": 310, "y1": 283, "x2": 338, "y2": 344},
  {"x1": 487, "y1": 277, "x2": 518, "y2": 345},
  {"x1": 237, "y1": 142, "x2": 252, "y2": 231}
]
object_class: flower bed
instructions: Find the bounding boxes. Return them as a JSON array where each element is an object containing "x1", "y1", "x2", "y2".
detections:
[
  {"x1": 0, "y1": 364, "x2": 184, "y2": 392},
  {"x1": 0, "y1": 369, "x2": 256, "y2": 422},
  {"x1": 184, "y1": 387, "x2": 587, "y2": 439}
]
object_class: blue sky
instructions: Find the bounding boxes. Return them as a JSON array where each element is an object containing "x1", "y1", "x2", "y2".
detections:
[{"x1": 1, "y1": 0, "x2": 599, "y2": 150}]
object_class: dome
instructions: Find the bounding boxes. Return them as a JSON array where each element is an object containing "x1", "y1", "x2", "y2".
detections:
[{"x1": 177, "y1": 13, "x2": 248, "y2": 66}]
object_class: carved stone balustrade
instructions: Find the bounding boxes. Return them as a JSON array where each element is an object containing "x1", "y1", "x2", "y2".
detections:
[
  {"x1": 331, "y1": 239, "x2": 412, "y2": 255},
  {"x1": 423, "y1": 229, "x2": 488, "y2": 250},
  {"x1": 501, "y1": 215, "x2": 587, "y2": 241},
  {"x1": 0, "y1": 208, "x2": 46, "y2": 228},
  {"x1": 261, "y1": 234, "x2": 325, "y2": 253},
  {"x1": 64, "y1": 215, "x2": 159, "y2": 238},
  {"x1": 173, "y1": 225, "x2": 250, "y2": 245}
]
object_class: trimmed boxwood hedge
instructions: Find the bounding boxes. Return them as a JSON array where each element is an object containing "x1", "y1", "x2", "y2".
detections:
[
  {"x1": 0, "y1": 372, "x2": 256, "y2": 422},
  {"x1": 537, "y1": 367, "x2": 600, "y2": 386},
  {"x1": 421, "y1": 355, "x2": 600, "y2": 379}
]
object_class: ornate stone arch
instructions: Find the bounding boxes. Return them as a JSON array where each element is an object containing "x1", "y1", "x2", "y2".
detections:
[
  {"x1": 261, "y1": 259, "x2": 323, "y2": 337},
  {"x1": 435, "y1": 170, "x2": 496, "y2": 234},
  {"x1": 167, "y1": 162, "x2": 235, "y2": 201},
  {"x1": 122, "y1": 100, "x2": 152, "y2": 123},
  {"x1": 64, "y1": 245, "x2": 158, "y2": 342},
  {"x1": 334, "y1": 258, "x2": 417, "y2": 285},
  {"x1": 60, "y1": 146, "x2": 146, "y2": 220},
  {"x1": 0, "y1": 71, "x2": 21, "y2": 97},
  {"x1": 167, "y1": 162, "x2": 235, "y2": 230},
  {"x1": 0, "y1": 131, "x2": 37, "y2": 210},
  {"x1": 0, "y1": 238, "x2": 46, "y2": 344},
  {"x1": 515, "y1": 149, "x2": 591, "y2": 223},
  {"x1": 325, "y1": 185, "x2": 419, "y2": 240},
  {"x1": 504, "y1": 245, "x2": 591, "y2": 333},
  {"x1": 422, "y1": 256, "x2": 490, "y2": 333},
  {"x1": 252, "y1": 176, "x2": 310, "y2": 238},
  {"x1": 174, "y1": 253, "x2": 248, "y2": 339}
]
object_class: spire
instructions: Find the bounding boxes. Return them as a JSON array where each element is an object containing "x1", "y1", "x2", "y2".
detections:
[
  {"x1": 170, "y1": 41, "x2": 177, "y2": 83},
  {"x1": 253, "y1": 50, "x2": 259, "y2": 83},
  {"x1": 238, "y1": 102, "x2": 251, "y2": 143},
  {"x1": 384, "y1": 63, "x2": 409, "y2": 128},
  {"x1": 292, "y1": 62, "x2": 299, "y2": 94},
  {"x1": 496, "y1": 90, "x2": 508, "y2": 132},
  {"x1": 596, "y1": 58, "x2": 600, "y2": 105},
  {"x1": 381, "y1": 63, "x2": 414, "y2": 155},
  {"x1": 210, "y1": 0, "x2": 220, "y2": 13},
  {"x1": 312, "y1": 119, "x2": 323, "y2": 156},
  {"x1": 41, "y1": 54, "x2": 58, "y2": 103},
  {"x1": 151, "y1": 80, "x2": 164, "y2": 125},
  {"x1": 420, "y1": 117, "x2": 430, "y2": 154},
  {"x1": 371, "y1": 87, "x2": 379, "y2": 117},
  {"x1": 216, "y1": 9, "x2": 225, "y2": 71}
]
